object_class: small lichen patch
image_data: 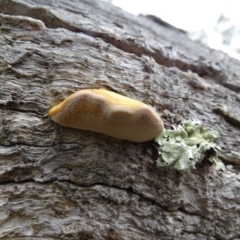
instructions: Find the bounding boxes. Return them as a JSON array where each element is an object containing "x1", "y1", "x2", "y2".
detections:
[{"x1": 155, "y1": 120, "x2": 225, "y2": 172}]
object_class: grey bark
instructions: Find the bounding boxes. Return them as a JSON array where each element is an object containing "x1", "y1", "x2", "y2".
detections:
[{"x1": 0, "y1": 0, "x2": 240, "y2": 239}]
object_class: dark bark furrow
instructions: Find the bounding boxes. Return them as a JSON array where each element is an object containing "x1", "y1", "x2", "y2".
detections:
[{"x1": 1, "y1": 0, "x2": 239, "y2": 94}]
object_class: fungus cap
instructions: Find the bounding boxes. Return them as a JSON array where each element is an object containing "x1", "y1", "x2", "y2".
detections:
[{"x1": 49, "y1": 89, "x2": 164, "y2": 142}]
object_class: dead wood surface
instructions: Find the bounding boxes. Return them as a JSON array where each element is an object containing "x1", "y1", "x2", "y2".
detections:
[{"x1": 0, "y1": 0, "x2": 240, "y2": 239}]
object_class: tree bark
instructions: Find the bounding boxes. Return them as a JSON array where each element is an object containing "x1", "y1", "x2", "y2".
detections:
[{"x1": 0, "y1": 0, "x2": 240, "y2": 239}]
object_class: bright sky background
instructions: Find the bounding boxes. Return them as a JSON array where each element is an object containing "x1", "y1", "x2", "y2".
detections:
[{"x1": 111, "y1": 0, "x2": 240, "y2": 60}]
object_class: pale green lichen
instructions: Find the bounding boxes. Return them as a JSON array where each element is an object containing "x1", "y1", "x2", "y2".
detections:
[{"x1": 155, "y1": 120, "x2": 225, "y2": 172}]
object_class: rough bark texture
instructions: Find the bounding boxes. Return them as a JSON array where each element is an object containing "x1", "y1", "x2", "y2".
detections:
[{"x1": 0, "y1": 0, "x2": 240, "y2": 239}]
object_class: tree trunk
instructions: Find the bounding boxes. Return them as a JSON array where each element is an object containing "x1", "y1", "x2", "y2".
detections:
[{"x1": 0, "y1": 0, "x2": 239, "y2": 239}]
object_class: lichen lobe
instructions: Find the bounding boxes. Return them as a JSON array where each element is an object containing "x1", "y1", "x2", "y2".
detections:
[{"x1": 155, "y1": 120, "x2": 225, "y2": 172}]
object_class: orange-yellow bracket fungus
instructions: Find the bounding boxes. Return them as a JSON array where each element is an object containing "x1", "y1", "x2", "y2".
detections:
[{"x1": 49, "y1": 89, "x2": 164, "y2": 142}]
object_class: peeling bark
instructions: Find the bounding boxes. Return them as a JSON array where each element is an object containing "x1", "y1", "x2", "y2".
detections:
[{"x1": 0, "y1": 0, "x2": 240, "y2": 239}]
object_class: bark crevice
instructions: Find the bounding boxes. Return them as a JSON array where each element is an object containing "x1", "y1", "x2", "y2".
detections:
[{"x1": 0, "y1": 0, "x2": 234, "y2": 92}]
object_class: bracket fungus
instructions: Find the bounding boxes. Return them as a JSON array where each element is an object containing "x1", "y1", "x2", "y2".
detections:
[{"x1": 49, "y1": 89, "x2": 164, "y2": 142}]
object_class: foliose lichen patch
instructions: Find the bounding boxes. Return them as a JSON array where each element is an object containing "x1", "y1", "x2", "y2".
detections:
[{"x1": 155, "y1": 120, "x2": 225, "y2": 172}]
